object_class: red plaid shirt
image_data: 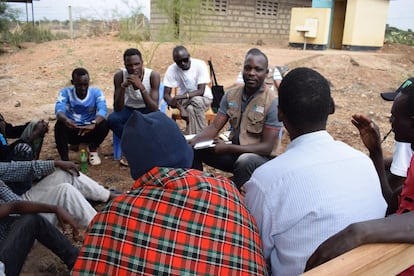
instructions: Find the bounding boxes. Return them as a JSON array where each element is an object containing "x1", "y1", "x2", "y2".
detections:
[{"x1": 73, "y1": 167, "x2": 267, "y2": 275}]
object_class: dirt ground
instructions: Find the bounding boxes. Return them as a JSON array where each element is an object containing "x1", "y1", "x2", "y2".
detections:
[{"x1": 0, "y1": 35, "x2": 414, "y2": 275}]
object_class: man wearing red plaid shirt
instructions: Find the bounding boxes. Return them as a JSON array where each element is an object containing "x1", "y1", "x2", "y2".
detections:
[{"x1": 73, "y1": 111, "x2": 267, "y2": 275}]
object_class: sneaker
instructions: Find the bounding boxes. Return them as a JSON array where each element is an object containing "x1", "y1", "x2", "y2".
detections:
[{"x1": 88, "y1": 148, "x2": 101, "y2": 166}]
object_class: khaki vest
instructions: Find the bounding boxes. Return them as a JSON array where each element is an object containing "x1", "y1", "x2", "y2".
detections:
[{"x1": 226, "y1": 85, "x2": 279, "y2": 157}]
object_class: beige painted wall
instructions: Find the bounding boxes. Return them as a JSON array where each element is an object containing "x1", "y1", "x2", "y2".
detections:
[
  {"x1": 288, "y1": 8, "x2": 331, "y2": 46},
  {"x1": 342, "y1": 0, "x2": 389, "y2": 47}
]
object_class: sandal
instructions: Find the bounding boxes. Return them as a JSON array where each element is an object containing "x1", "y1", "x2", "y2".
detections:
[
  {"x1": 88, "y1": 151, "x2": 101, "y2": 166},
  {"x1": 119, "y1": 157, "x2": 129, "y2": 167}
]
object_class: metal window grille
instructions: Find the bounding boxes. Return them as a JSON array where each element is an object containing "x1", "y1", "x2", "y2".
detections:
[
  {"x1": 201, "y1": 0, "x2": 228, "y2": 14},
  {"x1": 256, "y1": 0, "x2": 278, "y2": 17}
]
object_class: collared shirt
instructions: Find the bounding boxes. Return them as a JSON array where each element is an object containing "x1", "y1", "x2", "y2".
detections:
[
  {"x1": 245, "y1": 131, "x2": 387, "y2": 276},
  {"x1": 0, "y1": 160, "x2": 54, "y2": 183},
  {"x1": 0, "y1": 160, "x2": 55, "y2": 195},
  {"x1": 73, "y1": 167, "x2": 267, "y2": 275},
  {"x1": 55, "y1": 86, "x2": 107, "y2": 126},
  {"x1": 0, "y1": 181, "x2": 22, "y2": 244}
]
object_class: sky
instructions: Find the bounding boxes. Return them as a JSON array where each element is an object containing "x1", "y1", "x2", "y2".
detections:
[
  {"x1": 387, "y1": 0, "x2": 414, "y2": 31},
  {"x1": 9, "y1": 0, "x2": 151, "y2": 21},
  {"x1": 8, "y1": 0, "x2": 414, "y2": 31}
]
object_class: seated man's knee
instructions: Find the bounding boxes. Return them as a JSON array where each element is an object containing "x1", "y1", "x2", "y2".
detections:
[
  {"x1": 108, "y1": 113, "x2": 121, "y2": 128},
  {"x1": 186, "y1": 104, "x2": 194, "y2": 113},
  {"x1": 55, "y1": 182, "x2": 78, "y2": 194},
  {"x1": 17, "y1": 214, "x2": 44, "y2": 230},
  {"x1": 233, "y1": 153, "x2": 267, "y2": 189},
  {"x1": 54, "y1": 119, "x2": 66, "y2": 132},
  {"x1": 234, "y1": 153, "x2": 259, "y2": 170}
]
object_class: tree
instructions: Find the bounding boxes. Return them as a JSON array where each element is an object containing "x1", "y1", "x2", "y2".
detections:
[
  {"x1": 155, "y1": 0, "x2": 202, "y2": 40},
  {"x1": 0, "y1": 1, "x2": 17, "y2": 34}
]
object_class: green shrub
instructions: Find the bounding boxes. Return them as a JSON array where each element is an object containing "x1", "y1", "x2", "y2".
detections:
[
  {"x1": 385, "y1": 25, "x2": 414, "y2": 46},
  {"x1": 119, "y1": 13, "x2": 150, "y2": 42}
]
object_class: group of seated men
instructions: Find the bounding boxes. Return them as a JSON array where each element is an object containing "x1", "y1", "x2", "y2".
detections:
[
  {"x1": 49, "y1": 46, "x2": 285, "y2": 190},
  {"x1": 1, "y1": 46, "x2": 414, "y2": 275}
]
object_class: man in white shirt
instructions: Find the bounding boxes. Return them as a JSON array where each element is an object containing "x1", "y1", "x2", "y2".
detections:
[
  {"x1": 244, "y1": 67, "x2": 387, "y2": 275},
  {"x1": 163, "y1": 46, "x2": 213, "y2": 134}
]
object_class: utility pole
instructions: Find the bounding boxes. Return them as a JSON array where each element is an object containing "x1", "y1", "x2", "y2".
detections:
[{"x1": 69, "y1": 5, "x2": 73, "y2": 39}]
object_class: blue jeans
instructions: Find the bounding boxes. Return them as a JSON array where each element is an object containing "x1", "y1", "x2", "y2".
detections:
[
  {"x1": 108, "y1": 106, "x2": 150, "y2": 139},
  {"x1": 0, "y1": 214, "x2": 79, "y2": 276}
]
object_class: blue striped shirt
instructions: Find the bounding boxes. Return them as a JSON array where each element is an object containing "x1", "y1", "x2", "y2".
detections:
[{"x1": 55, "y1": 86, "x2": 107, "y2": 126}]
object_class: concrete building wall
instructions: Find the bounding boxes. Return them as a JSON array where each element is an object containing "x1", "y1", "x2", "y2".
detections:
[
  {"x1": 342, "y1": 0, "x2": 389, "y2": 49},
  {"x1": 150, "y1": 0, "x2": 312, "y2": 44}
]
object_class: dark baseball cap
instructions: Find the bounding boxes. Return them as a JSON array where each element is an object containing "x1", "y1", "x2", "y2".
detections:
[{"x1": 380, "y1": 78, "x2": 414, "y2": 101}]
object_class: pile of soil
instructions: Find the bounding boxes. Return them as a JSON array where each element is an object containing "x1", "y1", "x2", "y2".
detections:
[{"x1": 0, "y1": 35, "x2": 413, "y2": 275}]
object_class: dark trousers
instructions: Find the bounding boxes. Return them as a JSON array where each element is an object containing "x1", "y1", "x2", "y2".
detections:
[
  {"x1": 54, "y1": 119, "x2": 109, "y2": 160},
  {"x1": 0, "y1": 214, "x2": 79, "y2": 276},
  {"x1": 192, "y1": 149, "x2": 270, "y2": 189},
  {"x1": 192, "y1": 149, "x2": 238, "y2": 172}
]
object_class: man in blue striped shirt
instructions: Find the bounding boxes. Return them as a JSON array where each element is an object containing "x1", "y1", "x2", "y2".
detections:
[{"x1": 54, "y1": 68, "x2": 109, "y2": 165}]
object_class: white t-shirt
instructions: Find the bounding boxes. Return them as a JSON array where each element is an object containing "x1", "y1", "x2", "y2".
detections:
[
  {"x1": 244, "y1": 131, "x2": 387, "y2": 276},
  {"x1": 391, "y1": 141, "x2": 414, "y2": 177},
  {"x1": 163, "y1": 58, "x2": 213, "y2": 100}
]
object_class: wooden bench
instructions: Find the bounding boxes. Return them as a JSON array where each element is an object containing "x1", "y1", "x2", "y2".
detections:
[
  {"x1": 302, "y1": 243, "x2": 414, "y2": 275},
  {"x1": 171, "y1": 107, "x2": 216, "y2": 126}
]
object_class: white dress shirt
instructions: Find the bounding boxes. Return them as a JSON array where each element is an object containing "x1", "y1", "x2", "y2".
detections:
[{"x1": 245, "y1": 130, "x2": 387, "y2": 276}]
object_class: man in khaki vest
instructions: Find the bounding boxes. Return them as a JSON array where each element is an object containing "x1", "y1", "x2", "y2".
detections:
[{"x1": 190, "y1": 48, "x2": 282, "y2": 189}]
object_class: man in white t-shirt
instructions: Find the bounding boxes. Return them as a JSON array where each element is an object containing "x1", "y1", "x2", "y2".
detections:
[{"x1": 163, "y1": 46, "x2": 213, "y2": 134}]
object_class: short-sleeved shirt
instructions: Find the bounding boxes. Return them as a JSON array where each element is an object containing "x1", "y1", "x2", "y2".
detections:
[
  {"x1": 391, "y1": 141, "x2": 413, "y2": 177},
  {"x1": 73, "y1": 167, "x2": 267, "y2": 275},
  {"x1": 163, "y1": 58, "x2": 213, "y2": 99},
  {"x1": 55, "y1": 87, "x2": 107, "y2": 126}
]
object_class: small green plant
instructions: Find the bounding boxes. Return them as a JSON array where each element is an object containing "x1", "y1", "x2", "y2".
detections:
[{"x1": 385, "y1": 25, "x2": 414, "y2": 46}]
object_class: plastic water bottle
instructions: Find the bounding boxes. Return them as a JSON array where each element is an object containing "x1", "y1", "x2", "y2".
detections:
[{"x1": 80, "y1": 149, "x2": 88, "y2": 173}]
